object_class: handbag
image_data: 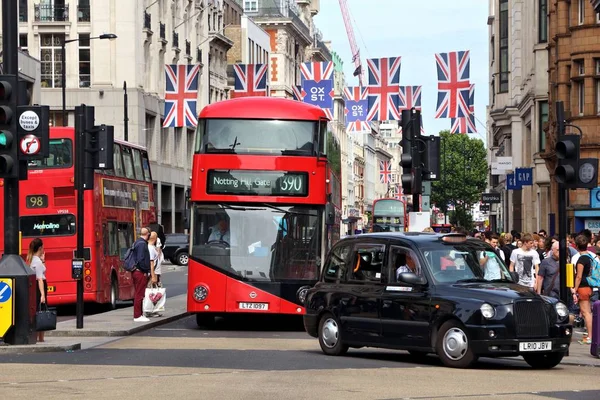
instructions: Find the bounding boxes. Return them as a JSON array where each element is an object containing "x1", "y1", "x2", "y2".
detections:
[
  {"x1": 36, "y1": 303, "x2": 57, "y2": 331},
  {"x1": 143, "y1": 283, "x2": 166, "y2": 314}
]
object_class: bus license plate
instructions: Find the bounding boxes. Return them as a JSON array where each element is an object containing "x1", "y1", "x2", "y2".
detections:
[
  {"x1": 239, "y1": 302, "x2": 269, "y2": 311},
  {"x1": 519, "y1": 341, "x2": 552, "y2": 352},
  {"x1": 47, "y1": 286, "x2": 55, "y2": 293}
]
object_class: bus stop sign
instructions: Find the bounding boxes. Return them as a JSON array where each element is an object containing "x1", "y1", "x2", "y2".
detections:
[{"x1": 0, "y1": 278, "x2": 15, "y2": 338}]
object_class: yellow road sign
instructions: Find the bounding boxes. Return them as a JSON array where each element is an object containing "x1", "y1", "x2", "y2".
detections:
[{"x1": 0, "y1": 278, "x2": 14, "y2": 338}]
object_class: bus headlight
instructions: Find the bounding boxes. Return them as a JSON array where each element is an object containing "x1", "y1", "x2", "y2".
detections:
[
  {"x1": 297, "y1": 286, "x2": 311, "y2": 305},
  {"x1": 555, "y1": 302, "x2": 569, "y2": 321},
  {"x1": 193, "y1": 285, "x2": 209, "y2": 302}
]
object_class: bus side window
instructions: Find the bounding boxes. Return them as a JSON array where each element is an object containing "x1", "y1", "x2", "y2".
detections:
[
  {"x1": 141, "y1": 150, "x2": 152, "y2": 182},
  {"x1": 131, "y1": 148, "x2": 145, "y2": 181},
  {"x1": 113, "y1": 144, "x2": 125, "y2": 178},
  {"x1": 121, "y1": 147, "x2": 136, "y2": 180},
  {"x1": 105, "y1": 221, "x2": 119, "y2": 256}
]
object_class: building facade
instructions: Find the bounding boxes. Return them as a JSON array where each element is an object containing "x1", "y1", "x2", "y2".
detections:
[
  {"x1": 544, "y1": 0, "x2": 600, "y2": 233},
  {"x1": 11, "y1": 0, "x2": 220, "y2": 233},
  {"x1": 487, "y1": 0, "x2": 550, "y2": 234}
]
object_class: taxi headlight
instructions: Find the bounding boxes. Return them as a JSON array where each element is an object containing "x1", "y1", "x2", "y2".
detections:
[
  {"x1": 480, "y1": 303, "x2": 496, "y2": 319},
  {"x1": 555, "y1": 302, "x2": 569, "y2": 320}
]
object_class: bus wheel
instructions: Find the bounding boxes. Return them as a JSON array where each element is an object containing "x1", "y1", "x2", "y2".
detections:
[
  {"x1": 196, "y1": 313, "x2": 215, "y2": 328},
  {"x1": 109, "y1": 276, "x2": 118, "y2": 310}
]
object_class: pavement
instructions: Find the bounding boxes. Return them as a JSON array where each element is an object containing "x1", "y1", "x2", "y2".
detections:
[{"x1": 0, "y1": 293, "x2": 189, "y2": 354}]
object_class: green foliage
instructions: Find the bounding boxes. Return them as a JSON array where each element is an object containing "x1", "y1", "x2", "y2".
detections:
[
  {"x1": 327, "y1": 131, "x2": 342, "y2": 177},
  {"x1": 431, "y1": 131, "x2": 487, "y2": 228},
  {"x1": 449, "y1": 208, "x2": 474, "y2": 232}
]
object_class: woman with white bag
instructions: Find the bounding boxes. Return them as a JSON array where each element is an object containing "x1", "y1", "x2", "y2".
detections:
[{"x1": 144, "y1": 232, "x2": 166, "y2": 317}]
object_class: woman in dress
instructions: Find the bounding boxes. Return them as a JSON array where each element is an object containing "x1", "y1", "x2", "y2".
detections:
[{"x1": 26, "y1": 238, "x2": 47, "y2": 342}]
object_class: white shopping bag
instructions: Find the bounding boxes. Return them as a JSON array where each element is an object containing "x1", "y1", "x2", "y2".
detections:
[{"x1": 143, "y1": 284, "x2": 166, "y2": 314}]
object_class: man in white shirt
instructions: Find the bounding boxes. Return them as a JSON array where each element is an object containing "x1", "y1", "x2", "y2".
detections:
[
  {"x1": 509, "y1": 234, "x2": 541, "y2": 290},
  {"x1": 208, "y1": 218, "x2": 233, "y2": 244}
]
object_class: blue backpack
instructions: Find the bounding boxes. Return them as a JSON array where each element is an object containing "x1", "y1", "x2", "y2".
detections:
[
  {"x1": 122, "y1": 244, "x2": 137, "y2": 272},
  {"x1": 583, "y1": 253, "x2": 600, "y2": 288}
]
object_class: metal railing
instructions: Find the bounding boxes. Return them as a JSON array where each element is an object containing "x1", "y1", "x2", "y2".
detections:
[
  {"x1": 159, "y1": 22, "x2": 166, "y2": 40},
  {"x1": 34, "y1": 3, "x2": 70, "y2": 22},
  {"x1": 245, "y1": 7, "x2": 310, "y2": 39},
  {"x1": 314, "y1": 38, "x2": 331, "y2": 60},
  {"x1": 144, "y1": 11, "x2": 151, "y2": 30},
  {"x1": 78, "y1": 5, "x2": 90, "y2": 22}
]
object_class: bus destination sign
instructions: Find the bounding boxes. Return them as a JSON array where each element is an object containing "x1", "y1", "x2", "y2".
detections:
[
  {"x1": 374, "y1": 216, "x2": 402, "y2": 224},
  {"x1": 207, "y1": 170, "x2": 308, "y2": 197}
]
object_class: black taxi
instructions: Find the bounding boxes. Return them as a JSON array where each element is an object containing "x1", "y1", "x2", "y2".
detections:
[{"x1": 303, "y1": 233, "x2": 572, "y2": 368}]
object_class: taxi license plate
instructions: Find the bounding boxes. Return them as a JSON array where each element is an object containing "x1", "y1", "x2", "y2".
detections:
[
  {"x1": 47, "y1": 286, "x2": 55, "y2": 293},
  {"x1": 239, "y1": 302, "x2": 269, "y2": 311},
  {"x1": 519, "y1": 341, "x2": 552, "y2": 352}
]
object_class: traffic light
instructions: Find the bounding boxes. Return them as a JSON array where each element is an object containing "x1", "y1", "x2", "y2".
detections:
[
  {"x1": 422, "y1": 135, "x2": 441, "y2": 181},
  {"x1": 95, "y1": 124, "x2": 114, "y2": 170},
  {"x1": 400, "y1": 108, "x2": 422, "y2": 195},
  {"x1": 554, "y1": 134, "x2": 580, "y2": 188},
  {"x1": 577, "y1": 158, "x2": 599, "y2": 189},
  {"x1": 0, "y1": 75, "x2": 19, "y2": 178}
]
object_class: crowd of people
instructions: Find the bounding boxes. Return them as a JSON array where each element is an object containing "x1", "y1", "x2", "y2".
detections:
[{"x1": 456, "y1": 227, "x2": 599, "y2": 346}]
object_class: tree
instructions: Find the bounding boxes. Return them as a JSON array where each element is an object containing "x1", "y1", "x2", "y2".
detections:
[{"x1": 431, "y1": 131, "x2": 488, "y2": 229}]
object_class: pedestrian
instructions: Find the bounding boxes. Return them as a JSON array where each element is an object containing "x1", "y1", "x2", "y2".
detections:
[
  {"x1": 26, "y1": 238, "x2": 47, "y2": 342},
  {"x1": 573, "y1": 234, "x2": 594, "y2": 344},
  {"x1": 132, "y1": 227, "x2": 154, "y2": 322},
  {"x1": 536, "y1": 241, "x2": 560, "y2": 299},
  {"x1": 509, "y1": 234, "x2": 541, "y2": 290},
  {"x1": 149, "y1": 231, "x2": 163, "y2": 284}
]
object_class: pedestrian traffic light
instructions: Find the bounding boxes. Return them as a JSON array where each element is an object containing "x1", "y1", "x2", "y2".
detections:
[
  {"x1": 554, "y1": 134, "x2": 580, "y2": 188},
  {"x1": 0, "y1": 75, "x2": 19, "y2": 178},
  {"x1": 576, "y1": 158, "x2": 599, "y2": 189},
  {"x1": 400, "y1": 109, "x2": 423, "y2": 195}
]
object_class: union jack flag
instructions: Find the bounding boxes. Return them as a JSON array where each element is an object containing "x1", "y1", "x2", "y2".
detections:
[
  {"x1": 367, "y1": 56, "x2": 402, "y2": 121},
  {"x1": 379, "y1": 160, "x2": 392, "y2": 184},
  {"x1": 399, "y1": 86, "x2": 422, "y2": 112},
  {"x1": 390, "y1": 184, "x2": 403, "y2": 199},
  {"x1": 292, "y1": 85, "x2": 303, "y2": 101},
  {"x1": 468, "y1": 83, "x2": 475, "y2": 113},
  {"x1": 450, "y1": 113, "x2": 477, "y2": 134},
  {"x1": 434, "y1": 51, "x2": 471, "y2": 119},
  {"x1": 344, "y1": 86, "x2": 370, "y2": 132},
  {"x1": 163, "y1": 64, "x2": 200, "y2": 128},
  {"x1": 231, "y1": 64, "x2": 268, "y2": 98}
]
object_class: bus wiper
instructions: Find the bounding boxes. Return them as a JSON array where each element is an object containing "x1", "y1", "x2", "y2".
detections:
[
  {"x1": 260, "y1": 203, "x2": 316, "y2": 217},
  {"x1": 229, "y1": 136, "x2": 241, "y2": 151},
  {"x1": 281, "y1": 149, "x2": 311, "y2": 156},
  {"x1": 209, "y1": 148, "x2": 237, "y2": 154}
]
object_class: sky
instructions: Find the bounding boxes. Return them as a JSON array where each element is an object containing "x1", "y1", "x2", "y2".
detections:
[{"x1": 313, "y1": 0, "x2": 489, "y2": 141}]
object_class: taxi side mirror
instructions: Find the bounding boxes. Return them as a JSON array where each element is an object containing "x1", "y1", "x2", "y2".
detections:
[{"x1": 399, "y1": 272, "x2": 427, "y2": 286}]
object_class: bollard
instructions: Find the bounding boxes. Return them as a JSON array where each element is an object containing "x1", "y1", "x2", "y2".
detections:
[
  {"x1": 592, "y1": 299, "x2": 600, "y2": 357},
  {"x1": 0, "y1": 254, "x2": 37, "y2": 344}
]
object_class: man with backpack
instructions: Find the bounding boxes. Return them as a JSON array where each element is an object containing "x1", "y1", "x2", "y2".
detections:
[{"x1": 131, "y1": 227, "x2": 153, "y2": 322}]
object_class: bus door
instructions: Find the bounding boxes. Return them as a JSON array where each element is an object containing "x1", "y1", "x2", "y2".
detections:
[{"x1": 104, "y1": 219, "x2": 134, "y2": 298}]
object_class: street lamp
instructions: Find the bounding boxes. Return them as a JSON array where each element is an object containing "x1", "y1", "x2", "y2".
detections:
[{"x1": 61, "y1": 33, "x2": 117, "y2": 126}]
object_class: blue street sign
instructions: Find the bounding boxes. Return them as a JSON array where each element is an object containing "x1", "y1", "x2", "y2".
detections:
[
  {"x1": 0, "y1": 281, "x2": 12, "y2": 303},
  {"x1": 591, "y1": 187, "x2": 600, "y2": 208},
  {"x1": 516, "y1": 167, "x2": 533, "y2": 186},
  {"x1": 507, "y1": 173, "x2": 521, "y2": 190}
]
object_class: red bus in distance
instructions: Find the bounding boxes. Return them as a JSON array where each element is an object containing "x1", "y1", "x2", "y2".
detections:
[
  {"x1": 0, "y1": 127, "x2": 157, "y2": 308},
  {"x1": 372, "y1": 198, "x2": 407, "y2": 232},
  {"x1": 187, "y1": 97, "x2": 341, "y2": 326}
]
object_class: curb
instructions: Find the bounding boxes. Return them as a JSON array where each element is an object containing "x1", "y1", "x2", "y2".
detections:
[
  {"x1": 45, "y1": 311, "x2": 190, "y2": 337},
  {"x1": 0, "y1": 343, "x2": 81, "y2": 354}
]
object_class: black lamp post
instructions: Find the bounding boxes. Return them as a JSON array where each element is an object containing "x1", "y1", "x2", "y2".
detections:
[{"x1": 61, "y1": 33, "x2": 117, "y2": 126}]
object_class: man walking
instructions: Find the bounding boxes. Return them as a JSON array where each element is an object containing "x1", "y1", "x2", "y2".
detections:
[
  {"x1": 132, "y1": 227, "x2": 152, "y2": 322},
  {"x1": 536, "y1": 241, "x2": 560, "y2": 299}
]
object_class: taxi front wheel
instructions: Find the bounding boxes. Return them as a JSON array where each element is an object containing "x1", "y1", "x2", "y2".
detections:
[
  {"x1": 436, "y1": 320, "x2": 477, "y2": 368},
  {"x1": 318, "y1": 313, "x2": 349, "y2": 356}
]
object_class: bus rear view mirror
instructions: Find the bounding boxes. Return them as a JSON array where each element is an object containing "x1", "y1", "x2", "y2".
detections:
[{"x1": 325, "y1": 203, "x2": 335, "y2": 225}]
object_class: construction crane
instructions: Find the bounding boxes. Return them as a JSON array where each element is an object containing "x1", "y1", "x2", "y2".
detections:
[{"x1": 338, "y1": 0, "x2": 364, "y2": 87}]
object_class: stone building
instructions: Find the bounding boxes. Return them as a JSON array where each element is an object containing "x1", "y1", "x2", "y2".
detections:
[{"x1": 544, "y1": 0, "x2": 600, "y2": 233}]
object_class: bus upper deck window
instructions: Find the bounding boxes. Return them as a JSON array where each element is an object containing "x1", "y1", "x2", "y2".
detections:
[
  {"x1": 131, "y1": 148, "x2": 145, "y2": 181},
  {"x1": 113, "y1": 144, "x2": 125, "y2": 178}
]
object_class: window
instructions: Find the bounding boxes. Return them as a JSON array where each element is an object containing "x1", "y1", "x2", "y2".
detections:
[
  {"x1": 596, "y1": 77, "x2": 600, "y2": 114},
  {"x1": 579, "y1": 0, "x2": 585, "y2": 25},
  {"x1": 131, "y1": 148, "x2": 145, "y2": 181},
  {"x1": 539, "y1": 101, "x2": 549, "y2": 152},
  {"x1": 141, "y1": 150, "x2": 152, "y2": 182},
  {"x1": 105, "y1": 221, "x2": 119, "y2": 256},
  {"x1": 244, "y1": 0, "x2": 257, "y2": 12},
  {"x1": 113, "y1": 144, "x2": 125, "y2": 177},
  {"x1": 323, "y1": 245, "x2": 351, "y2": 282},
  {"x1": 19, "y1": 33, "x2": 28, "y2": 52},
  {"x1": 121, "y1": 146, "x2": 136, "y2": 180},
  {"x1": 28, "y1": 139, "x2": 73, "y2": 169},
  {"x1": 576, "y1": 59, "x2": 585, "y2": 76},
  {"x1": 78, "y1": 0, "x2": 91, "y2": 22},
  {"x1": 350, "y1": 244, "x2": 385, "y2": 282},
  {"x1": 390, "y1": 246, "x2": 423, "y2": 282},
  {"x1": 20, "y1": 214, "x2": 76, "y2": 237},
  {"x1": 79, "y1": 34, "x2": 91, "y2": 88},
  {"x1": 597, "y1": 12, "x2": 600, "y2": 23},
  {"x1": 117, "y1": 222, "x2": 134, "y2": 259},
  {"x1": 578, "y1": 81, "x2": 585, "y2": 115},
  {"x1": 539, "y1": 0, "x2": 548, "y2": 43},
  {"x1": 499, "y1": 0, "x2": 509, "y2": 93},
  {"x1": 40, "y1": 34, "x2": 64, "y2": 88},
  {"x1": 19, "y1": 0, "x2": 27, "y2": 21}
]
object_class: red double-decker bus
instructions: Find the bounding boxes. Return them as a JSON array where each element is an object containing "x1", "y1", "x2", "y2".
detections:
[
  {"x1": 0, "y1": 127, "x2": 156, "y2": 307},
  {"x1": 372, "y1": 198, "x2": 407, "y2": 232},
  {"x1": 187, "y1": 97, "x2": 341, "y2": 326}
]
